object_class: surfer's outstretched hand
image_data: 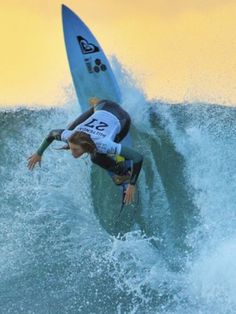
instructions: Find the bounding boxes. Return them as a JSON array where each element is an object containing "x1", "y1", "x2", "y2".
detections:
[
  {"x1": 124, "y1": 184, "x2": 135, "y2": 205},
  {"x1": 27, "y1": 153, "x2": 42, "y2": 171}
]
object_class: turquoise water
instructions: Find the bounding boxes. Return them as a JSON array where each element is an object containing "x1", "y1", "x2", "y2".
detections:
[{"x1": 1, "y1": 82, "x2": 236, "y2": 313}]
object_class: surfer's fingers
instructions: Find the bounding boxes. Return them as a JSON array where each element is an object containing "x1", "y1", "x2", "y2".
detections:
[
  {"x1": 123, "y1": 192, "x2": 128, "y2": 205},
  {"x1": 124, "y1": 190, "x2": 132, "y2": 205},
  {"x1": 27, "y1": 157, "x2": 38, "y2": 170},
  {"x1": 27, "y1": 159, "x2": 32, "y2": 169},
  {"x1": 28, "y1": 162, "x2": 33, "y2": 171},
  {"x1": 124, "y1": 196, "x2": 129, "y2": 205},
  {"x1": 125, "y1": 188, "x2": 135, "y2": 205},
  {"x1": 28, "y1": 160, "x2": 35, "y2": 170}
]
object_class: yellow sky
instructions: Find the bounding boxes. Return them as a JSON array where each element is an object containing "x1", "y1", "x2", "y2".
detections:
[{"x1": 0, "y1": 0, "x2": 236, "y2": 106}]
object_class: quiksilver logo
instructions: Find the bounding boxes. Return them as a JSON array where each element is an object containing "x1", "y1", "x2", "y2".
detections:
[{"x1": 77, "y1": 36, "x2": 99, "y2": 54}]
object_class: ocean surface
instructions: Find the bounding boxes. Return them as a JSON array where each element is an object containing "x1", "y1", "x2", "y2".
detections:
[{"x1": 1, "y1": 76, "x2": 236, "y2": 313}]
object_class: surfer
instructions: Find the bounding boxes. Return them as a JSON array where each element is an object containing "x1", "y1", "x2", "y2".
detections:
[{"x1": 27, "y1": 98, "x2": 143, "y2": 205}]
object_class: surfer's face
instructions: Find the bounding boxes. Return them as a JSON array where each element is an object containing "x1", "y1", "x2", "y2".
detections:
[{"x1": 69, "y1": 143, "x2": 84, "y2": 158}]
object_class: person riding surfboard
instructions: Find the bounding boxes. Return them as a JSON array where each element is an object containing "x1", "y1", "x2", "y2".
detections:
[{"x1": 27, "y1": 98, "x2": 143, "y2": 205}]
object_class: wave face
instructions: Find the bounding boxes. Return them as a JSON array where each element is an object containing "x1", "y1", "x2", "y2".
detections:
[{"x1": 0, "y1": 93, "x2": 236, "y2": 313}]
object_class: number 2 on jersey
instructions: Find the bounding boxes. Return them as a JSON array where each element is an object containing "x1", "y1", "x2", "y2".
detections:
[{"x1": 84, "y1": 118, "x2": 109, "y2": 131}]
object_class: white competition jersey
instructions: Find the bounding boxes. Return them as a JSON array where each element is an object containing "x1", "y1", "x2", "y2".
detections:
[{"x1": 61, "y1": 110, "x2": 122, "y2": 155}]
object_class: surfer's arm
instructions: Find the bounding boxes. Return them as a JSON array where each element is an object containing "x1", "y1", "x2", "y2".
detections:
[
  {"x1": 36, "y1": 129, "x2": 65, "y2": 156},
  {"x1": 67, "y1": 107, "x2": 94, "y2": 130},
  {"x1": 120, "y1": 146, "x2": 143, "y2": 185}
]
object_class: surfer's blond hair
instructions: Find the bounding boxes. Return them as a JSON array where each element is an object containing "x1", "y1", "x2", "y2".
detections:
[{"x1": 68, "y1": 131, "x2": 96, "y2": 154}]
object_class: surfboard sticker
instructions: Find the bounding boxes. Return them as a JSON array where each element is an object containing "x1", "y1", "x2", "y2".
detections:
[{"x1": 77, "y1": 36, "x2": 100, "y2": 54}]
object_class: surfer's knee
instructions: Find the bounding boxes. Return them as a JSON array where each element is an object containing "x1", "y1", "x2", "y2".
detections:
[{"x1": 89, "y1": 97, "x2": 100, "y2": 107}]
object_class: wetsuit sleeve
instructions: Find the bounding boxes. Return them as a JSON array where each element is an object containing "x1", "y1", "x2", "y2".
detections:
[
  {"x1": 67, "y1": 107, "x2": 94, "y2": 130},
  {"x1": 120, "y1": 146, "x2": 143, "y2": 185},
  {"x1": 36, "y1": 129, "x2": 65, "y2": 156}
]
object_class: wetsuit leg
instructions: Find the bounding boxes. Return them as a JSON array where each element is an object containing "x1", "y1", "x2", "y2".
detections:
[
  {"x1": 91, "y1": 153, "x2": 127, "y2": 175},
  {"x1": 67, "y1": 107, "x2": 94, "y2": 130}
]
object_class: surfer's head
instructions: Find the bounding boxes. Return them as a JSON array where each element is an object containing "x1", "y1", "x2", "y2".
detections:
[{"x1": 68, "y1": 131, "x2": 96, "y2": 158}]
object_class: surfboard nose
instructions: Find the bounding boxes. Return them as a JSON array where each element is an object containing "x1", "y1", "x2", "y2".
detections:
[
  {"x1": 62, "y1": 4, "x2": 70, "y2": 12},
  {"x1": 62, "y1": 4, "x2": 86, "y2": 30},
  {"x1": 62, "y1": 4, "x2": 77, "y2": 20},
  {"x1": 62, "y1": 4, "x2": 68, "y2": 13}
]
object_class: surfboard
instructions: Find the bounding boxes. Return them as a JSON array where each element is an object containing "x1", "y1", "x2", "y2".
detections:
[
  {"x1": 62, "y1": 5, "x2": 132, "y2": 195},
  {"x1": 62, "y1": 4, "x2": 121, "y2": 111}
]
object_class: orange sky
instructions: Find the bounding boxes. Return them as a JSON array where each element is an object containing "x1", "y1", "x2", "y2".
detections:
[{"x1": 0, "y1": 0, "x2": 236, "y2": 107}]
